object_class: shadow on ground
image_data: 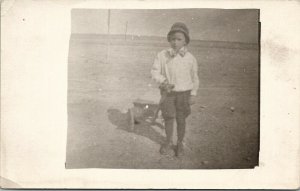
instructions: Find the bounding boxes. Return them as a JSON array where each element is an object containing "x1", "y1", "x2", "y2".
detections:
[{"x1": 107, "y1": 108, "x2": 166, "y2": 146}]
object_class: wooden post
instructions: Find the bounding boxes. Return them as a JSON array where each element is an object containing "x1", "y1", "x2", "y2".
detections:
[
  {"x1": 106, "y1": 9, "x2": 111, "y2": 64},
  {"x1": 107, "y1": 9, "x2": 110, "y2": 34},
  {"x1": 125, "y1": 21, "x2": 128, "y2": 40}
]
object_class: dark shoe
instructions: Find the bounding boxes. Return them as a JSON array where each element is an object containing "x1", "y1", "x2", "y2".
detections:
[
  {"x1": 160, "y1": 142, "x2": 174, "y2": 155},
  {"x1": 176, "y1": 142, "x2": 184, "y2": 158}
]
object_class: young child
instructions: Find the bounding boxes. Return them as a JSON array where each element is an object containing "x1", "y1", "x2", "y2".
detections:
[{"x1": 151, "y1": 22, "x2": 199, "y2": 157}]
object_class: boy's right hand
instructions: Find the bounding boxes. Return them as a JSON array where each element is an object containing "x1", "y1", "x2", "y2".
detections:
[
  {"x1": 159, "y1": 80, "x2": 174, "y2": 92},
  {"x1": 161, "y1": 79, "x2": 168, "y2": 86}
]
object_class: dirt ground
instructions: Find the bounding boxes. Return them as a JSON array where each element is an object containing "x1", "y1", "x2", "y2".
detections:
[{"x1": 66, "y1": 36, "x2": 259, "y2": 169}]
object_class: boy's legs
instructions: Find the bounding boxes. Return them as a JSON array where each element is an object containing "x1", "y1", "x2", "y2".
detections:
[
  {"x1": 175, "y1": 91, "x2": 191, "y2": 157},
  {"x1": 176, "y1": 112, "x2": 186, "y2": 143},
  {"x1": 175, "y1": 111, "x2": 186, "y2": 157},
  {"x1": 160, "y1": 93, "x2": 176, "y2": 155},
  {"x1": 164, "y1": 117, "x2": 175, "y2": 144}
]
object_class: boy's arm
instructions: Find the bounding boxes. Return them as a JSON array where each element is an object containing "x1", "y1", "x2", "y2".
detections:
[
  {"x1": 191, "y1": 57, "x2": 199, "y2": 96},
  {"x1": 151, "y1": 53, "x2": 166, "y2": 84}
]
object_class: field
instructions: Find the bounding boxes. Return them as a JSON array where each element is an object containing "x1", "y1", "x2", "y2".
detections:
[{"x1": 66, "y1": 35, "x2": 259, "y2": 169}]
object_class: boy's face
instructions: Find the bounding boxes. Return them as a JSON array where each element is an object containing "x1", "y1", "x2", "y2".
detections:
[{"x1": 169, "y1": 32, "x2": 186, "y2": 51}]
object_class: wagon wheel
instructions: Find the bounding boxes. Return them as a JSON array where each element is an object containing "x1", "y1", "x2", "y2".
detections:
[{"x1": 128, "y1": 108, "x2": 135, "y2": 132}]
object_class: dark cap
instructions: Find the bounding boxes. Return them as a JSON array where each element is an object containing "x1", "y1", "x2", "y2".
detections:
[{"x1": 167, "y1": 22, "x2": 190, "y2": 44}]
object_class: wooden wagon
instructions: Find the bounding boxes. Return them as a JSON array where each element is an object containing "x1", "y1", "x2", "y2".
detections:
[{"x1": 128, "y1": 98, "x2": 162, "y2": 131}]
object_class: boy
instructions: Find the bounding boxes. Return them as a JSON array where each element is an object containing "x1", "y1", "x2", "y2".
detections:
[{"x1": 151, "y1": 22, "x2": 199, "y2": 157}]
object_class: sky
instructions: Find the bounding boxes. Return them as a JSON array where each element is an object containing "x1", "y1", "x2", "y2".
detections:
[{"x1": 71, "y1": 9, "x2": 259, "y2": 43}]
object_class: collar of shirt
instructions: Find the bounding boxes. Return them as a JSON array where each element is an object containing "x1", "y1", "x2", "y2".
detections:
[{"x1": 167, "y1": 46, "x2": 188, "y2": 57}]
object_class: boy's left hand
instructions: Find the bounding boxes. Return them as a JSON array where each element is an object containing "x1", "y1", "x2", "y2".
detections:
[{"x1": 189, "y1": 95, "x2": 197, "y2": 105}]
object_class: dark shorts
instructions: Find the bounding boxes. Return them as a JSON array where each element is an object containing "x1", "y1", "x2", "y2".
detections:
[{"x1": 160, "y1": 90, "x2": 191, "y2": 119}]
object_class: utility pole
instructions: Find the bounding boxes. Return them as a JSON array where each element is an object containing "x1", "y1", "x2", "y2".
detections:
[
  {"x1": 106, "y1": 9, "x2": 111, "y2": 64},
  {"x1": 107, "y1": 9, "x2": 110, "y2": 34},
  {"x1": 125, "y1": 21, "x2": 128, "y2": 40}
]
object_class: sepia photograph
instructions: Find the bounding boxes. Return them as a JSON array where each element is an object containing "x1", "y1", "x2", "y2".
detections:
[
  {"x1": 1, "y1": 0, "x2": 300, "y2": 188},
  {"x1": 66, "y1": 8, "x2": 260, "y2": 169}
]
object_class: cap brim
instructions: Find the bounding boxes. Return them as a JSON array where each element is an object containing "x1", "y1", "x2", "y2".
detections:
[{"x1": 167, "y1": 29, "x2": 190, "y2": 44}]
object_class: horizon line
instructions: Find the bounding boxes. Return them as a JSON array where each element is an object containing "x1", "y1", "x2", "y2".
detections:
[{"x1": 71, "y1": 33, "x2": 259, "y2": 45}]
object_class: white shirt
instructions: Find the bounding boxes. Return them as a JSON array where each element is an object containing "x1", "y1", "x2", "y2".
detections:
[{"x1": 151, "y1": 47, "x2": 199, "y2": 96}]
